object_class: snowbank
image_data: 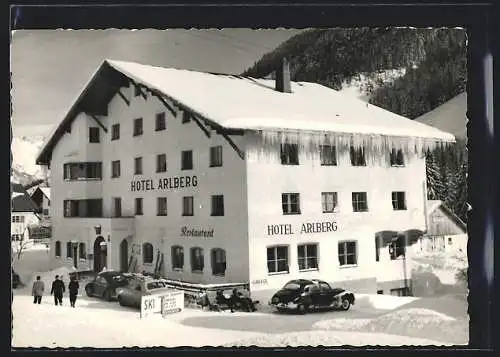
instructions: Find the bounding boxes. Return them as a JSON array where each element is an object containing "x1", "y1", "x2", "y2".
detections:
[
  {"x1": 354, "y1": 293, "x2": 418, "y2": 310},
  {"x1": 314, "y1": 307, "x2": 468, "y2": 345},
  {"x1": 223, "y1": 330, "x2": 452, "y2": 347}
]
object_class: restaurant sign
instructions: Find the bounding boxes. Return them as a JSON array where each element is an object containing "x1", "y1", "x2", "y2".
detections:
[
  {"x1": 181, "y1": 226, "x2": 214, "y2": 238},
  {"x1": 130, "y1": 175, "x2": 198, "y2": 192},
  {"x1": 267, "y1": 221, "x2": 338, "y2": 236}
]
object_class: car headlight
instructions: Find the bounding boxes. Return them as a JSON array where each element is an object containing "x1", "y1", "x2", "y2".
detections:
[{"x1": 271, "y1": 297, "x2": 279, "y2": 304}]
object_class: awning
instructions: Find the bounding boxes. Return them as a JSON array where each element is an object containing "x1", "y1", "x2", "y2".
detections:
[{"x1": 376, "y1": 229, "x2": 425, "y2": 246}]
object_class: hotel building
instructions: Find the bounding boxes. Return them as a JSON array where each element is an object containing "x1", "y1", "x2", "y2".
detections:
[{"x1": 36, "y1": 59, "x2": 454, "y2": 298}]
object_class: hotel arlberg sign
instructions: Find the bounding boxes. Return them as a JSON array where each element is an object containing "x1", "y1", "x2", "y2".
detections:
[
  {"x1": 130, "y1": 175, "x2": 198, "y2": 192},
  {"x1": 267, "y1": 221, "x2": 338, "y2": 236}
]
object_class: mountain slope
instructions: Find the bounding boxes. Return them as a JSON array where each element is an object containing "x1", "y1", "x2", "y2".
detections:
[
  {"x1": 243, "y1": 28, "x2": 466, "y2": 116},
  {"x1": 11, "y1": 135, "x2": 46, "y2": 186}
]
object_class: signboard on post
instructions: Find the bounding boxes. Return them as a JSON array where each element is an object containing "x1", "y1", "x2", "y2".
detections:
[
  {"x1": 140, "y1": 290, "x2": 184, "y2": 319},
  {"x1": 161, "y1": 290, "x2": 184, "y2": 317}
]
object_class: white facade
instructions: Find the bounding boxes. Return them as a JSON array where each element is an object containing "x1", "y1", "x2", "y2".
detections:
[
  {"x1": 38, "y1": 60, "x2": 454, "y2": 300},
  {"x1": 11, "y1": 212, "x2": 40, "y2": 241}
]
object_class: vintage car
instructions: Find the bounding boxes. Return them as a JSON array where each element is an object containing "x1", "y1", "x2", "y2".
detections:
[
  {"x1": 269, "y1": 279, "x2": 355, "y2": 314},
  {"x1": 85, "y1": 271, "x2": 131, "y2": 301},
  {"x1": 115, "y1": 276, "x2": 174, "y2": 309}
]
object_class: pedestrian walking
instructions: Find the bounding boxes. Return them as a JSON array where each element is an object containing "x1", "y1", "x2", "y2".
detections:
[
  {"x1": 68, "y1": 275, "x2": 80, "y2": 308},
  {"x1": 50, "y1": 275, "x2": 65, "y2": 306},
  {"x1": 32, "y1": 276, "x2": 44, "y2": 304}
]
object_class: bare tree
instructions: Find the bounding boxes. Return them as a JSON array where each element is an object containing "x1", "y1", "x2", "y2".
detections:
[{"x1": 11, "y1": 228, "x2": 31, "y2": 267}]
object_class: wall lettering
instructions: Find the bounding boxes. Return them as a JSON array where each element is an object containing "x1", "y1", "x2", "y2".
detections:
[
  {"x1": 130, "y1": 175, "x2": 198, "y2": 192},
  {"x1": 181, "y1": 226, "x2": 214, "y2": 238},
  {"x1": 300, "y1": 221, "x2": 338, "y2": 234},
  {"x1": 267, "y1": 224, "x2": 293, "y2": 236},
  {"x1": 251, "y1": 279, "x2": 268, "y2": 285},
  {"x1": 267, "y1": 221, "x2": 338, "y2": 236}
]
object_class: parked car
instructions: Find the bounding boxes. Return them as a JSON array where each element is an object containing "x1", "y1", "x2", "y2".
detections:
[
  {"x1": 12, "y1": 269, "x2": 21, "y2": 289},
  {"x1": 85, "y1": 271, "x2": 131, "y2": 301},
  {"x1": 269, "y1": 279, "x2": 355, "y2": 314},
  {"x1": 116, "y1": 276, "x2": 174, "y2": 309}
]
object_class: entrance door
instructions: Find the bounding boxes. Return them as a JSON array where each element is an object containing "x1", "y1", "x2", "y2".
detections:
[
  {"x1": 93, "y1": 236, "x2": 106, "y2": 272},
  {"x1": 72, "y1": 244, "x2": 78, "y2": 269},
  {"x1": 120, "y1": 239, "x2": 129, "y2": 272}
]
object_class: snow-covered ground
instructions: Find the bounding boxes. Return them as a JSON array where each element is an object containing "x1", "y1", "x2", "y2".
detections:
[{"x1": 12, "y1": 246, "x2": 469, "y2": 348}]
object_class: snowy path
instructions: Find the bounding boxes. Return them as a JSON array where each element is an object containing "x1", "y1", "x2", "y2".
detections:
[{"x1": 12, "y1": 293, "x2": 456, "y2": 348}]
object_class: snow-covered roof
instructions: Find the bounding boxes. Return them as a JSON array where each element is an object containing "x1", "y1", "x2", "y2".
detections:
[
  {"x1": 36, "y1": 59, "x2": 455, "y2": 165},
  {"x1": 40, "y1": 187, "x2": 51, "y2": 200},
  {"x1": 415, "y1": 92, "x2": 467, "y2": 140},
  {"x1": 108, "y1": 60, "x2": 455, "y2": 141},
  {"x1": 426, "y1": 200, "x2": 443, "y2": 215}
]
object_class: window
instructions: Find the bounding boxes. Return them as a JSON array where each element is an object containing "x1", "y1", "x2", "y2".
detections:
[
  {"x1": 55, "y1": 241, "x2": 61, "y2": 257},
  {"x1": 111, "y1": 124, "x2": 120, "y2": 140},
  {"x1": 282, "y1": 193, "x2": 301, "y2": 215},
  {"x1": 181, "y1": 150, "x2": 193, "y2": 170},
  {"x1": 390, "y1": 287, "x2": 410, "y2": 297},
  {"x1": 390, "y1": 235, "x2": 406, "y2": 260},
  {"x1": 182, "y1": 111, "x2": 190, "y2": 124},
  {"x1": 157, "y1": 197, "x2": 168, "y2": 216},
  {"x1": 321, "y1": 192, "x2": 338, "y2": 213},
  {"x1": 390, "y1": 148, "x2": 405, "y2": 166},
  {"x1": 320, "y1": 145, "x2": 337, "y2": 166},
  {"x1": 134, "y1": 85, "x2": 141, "y2": 97},
  {"x1": 42, "y1": 209, "x2": 49, "y2": 216},
  {"x1": 66, "y1": 242, "x2": 72, "y2": 258},
  {"x1": 111, "y1": 160, "x2": 121, "y2": 178},
  {"x1": 267, "y1": 246, "x2": 289, "y2": 274},
  {"x1": 11, "y1": 234, "x2": 22, "y2": 241},
  {"x1": 280, "y1": 143, "x2": 299, "y2": 165},
  {"x1": 350, "y1": 146, "x2": 366, "y2": 166},
  {"x1": 113, "y1": 197, "x2": 122, "y2": 217},
  {"x1": 352, "y1": 192, "x2": 368, "y2": 212},
  {"x1": 190, "y1": 247, "x2": 204, "y2": 272},
  {"x1": 142, "y1": 243, "x2": 154, "y2": 264},
  {"x1": 79, "y1": 243, "x2": 86, "y2": 260},
  {"x1": 89, "y1": 127, "x2": 100, "y2": 143},
  {"x1": 171, "y1": 246, "x2": 184, "y2": 270},
  {"x1": 211, "y1": 195, "x2": 224, "y2": 216},
  {"x1": 135, "y1": 198, "x2": 143, "y2": 216},
  {"x1": 63, "y1": 199, "x2": 103, "y2": 218},
  {"x1": 392, "y1": 191, "x2": 407, "y2": 210},
  {"x1": 209, "y1": 146, "x2": 223, "y2": 167},
  {"x1": 133, "y1": 118, "x2": 143, "y2": 136},
  {"x1": 11, "y1": 215, "x2": 24, "y2": 223},
  {"x1": 134, "y1": 157, "x2": 143, "y2": 175},
  {"x1": 182, "y1": 196, "x2": 194, "y2": 216},
  {"x1": 448, "y1": 237, "x2": 453, "y2": 245},
  {"x1": 297, "y1": 244, "x2": 318, "y2": 271},
  {"x1": 156, "y1": 154, "x2": 167, "y2": 173},
  {"x1": 155, "y1": 112, "x2": 166, "y2": 131},
  {"x1": 64, "y1": 162, "x2": 102, "y2": 181},
  {"x1": 338, "y1": 241, "x2": 357, "y2": 266},
  {"x1": 211, "y1": 248, "x2": 227, "y2": 276}
]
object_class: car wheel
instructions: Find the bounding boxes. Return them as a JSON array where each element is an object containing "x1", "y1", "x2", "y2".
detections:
[
  {"x1": 297, "y1": 304, "x2": 308, "y2": 315},
  {"x1": 103, "y1": 289, "x2": 113, "y2": 301},
  {"x1": 118, "y1": 296, "x2": 125, "y2": 307},
  {"x1": 85, "y1": 287, "x2": 93, "y2": 297},
  {"x1": 341, "y1": 298, "x2": 351, "y2": 311}
]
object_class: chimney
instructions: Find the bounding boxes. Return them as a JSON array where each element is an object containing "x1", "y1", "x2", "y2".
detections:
[{"x1": 275, "y1": 58, "x2": 291, "y2": 93}]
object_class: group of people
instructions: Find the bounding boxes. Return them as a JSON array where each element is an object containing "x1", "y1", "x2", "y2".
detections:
[
  {"x1": 31, "y1": 274, "x2": 80, "y2": 308},
  {"x1": 198, "y1": 288, "x2": 257, "y2": 313}
]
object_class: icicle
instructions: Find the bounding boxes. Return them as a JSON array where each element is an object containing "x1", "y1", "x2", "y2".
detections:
[{"x1": 247, "y1": 129, "x2": 453, "y2": 165}]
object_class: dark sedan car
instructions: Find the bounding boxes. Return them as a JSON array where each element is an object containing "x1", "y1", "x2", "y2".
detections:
[
  {"x1": 269, "y1": 279, "x2": 355, "y2": 314},
  {"x1": 85, "y1": 271, "x2": 130, "y2": 301}
]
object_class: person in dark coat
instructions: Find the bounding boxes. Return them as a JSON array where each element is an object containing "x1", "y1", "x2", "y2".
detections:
[
  {"x1": 68, "y1": 275, "x2": 80, "y2": 308},
  {"x1": 32, "y1": 276, "x2": 45, "y2": 304},
  {"x1": 50, "y1": 275, "x2": 65, "y2": 306}
]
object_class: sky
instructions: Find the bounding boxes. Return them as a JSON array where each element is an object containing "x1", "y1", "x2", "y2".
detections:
[{"x1": 11, "y1": 29, "x2": 303, "y2": 137}]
